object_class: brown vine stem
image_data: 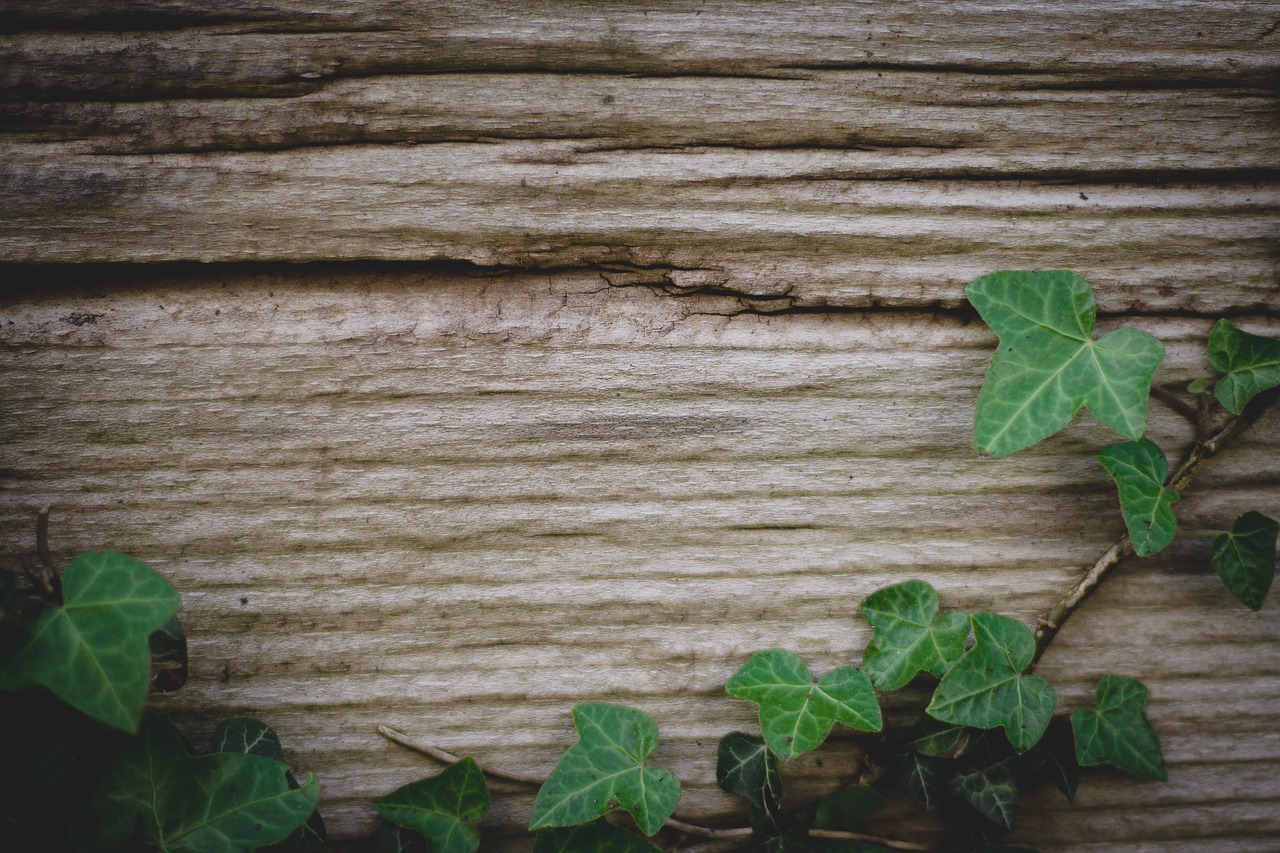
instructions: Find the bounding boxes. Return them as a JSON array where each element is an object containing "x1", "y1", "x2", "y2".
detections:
[
  {"x1": 378, "y1": 725, "x2": 932, "y2": 851},
  {"x1": 1030, "y1": 386, "x2": 1279, "y2": 669}
]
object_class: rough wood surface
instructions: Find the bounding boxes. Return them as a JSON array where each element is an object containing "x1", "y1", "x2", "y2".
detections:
[{"x1": 1, "y1": 268, "x2": 1278, "y2": 851}]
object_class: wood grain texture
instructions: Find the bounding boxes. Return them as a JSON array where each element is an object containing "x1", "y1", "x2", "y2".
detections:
[{"x1": 1, "y1": 267, "x2": 1278, "y2": 850}]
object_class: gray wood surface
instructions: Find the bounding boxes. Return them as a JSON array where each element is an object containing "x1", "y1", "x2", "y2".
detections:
[{"x1": 1, "y1": 1, "x2": 1279, "y2": 850}]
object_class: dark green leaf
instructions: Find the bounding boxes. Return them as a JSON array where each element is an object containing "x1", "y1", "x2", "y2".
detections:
[
  {"x1": 896, "y1": 752, "x2": 947, "y2": 808},
  {"x1": 926, "y1": 613, "x2": 1056, "y2": 752},
  {"x1": 1208, "y1": 319, "x2": 1280, "y2": 414},
  {"x1": 374, "y1": 758, "x2": 489, "y2": 853},
  {"x1": 70, "y1": 711, "x2": 318, "y2": 853},
  {"x1": 1071, "y1": 675, "x2": 1166, "y2": 781},
  {"x1": 533, "y1": 820, "x2": 662, "y2": 853},
  {"x1": 812, "y1": 784, "x2": 884, "y2": 832},
  {"x1": 947, "y1": 758, "x2": 1018, "y2": 829},
  {"x1": 1097, "y1": 440, "x2": 1179, "y2": 557},
  {"x1": 529, "y1": 704, "x2": 680, "y2": 836},
  {"x1": 1211, "y1": 511, "x2": 1279, "y2": 611},
  {"x1": 716, "y1": 732, "x2": 782, "y2": 814},
  {"x1": 1018, "y1": 717, "x2": 1078, "y2": 802},
  {"x1": 0, "y1": 551, "x2": 181, "y2": 731},
  {"x1": 373, "y1": 824, "x2": 427, "y2": 853},
  {"x1": 726, "y1": 649, "x2": 882, "y2": 760},
  {"x1": 966, "y1": 270, "x2": 1165, "y2": 457},
  {"x1": 904, "y1": 718, "x2": 974, "y2": 759},
  {"x1": 860, "y1": 580, "x2": 970, "y2": 690},
  {"x1": 148, "y1": 616, "x2": 189, "y2": 693}
]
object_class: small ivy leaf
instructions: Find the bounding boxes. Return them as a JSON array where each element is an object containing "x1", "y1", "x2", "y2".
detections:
[
  {"x1": 1018, "y1": 717, "x2": 1079, "y2": 802},
  {"x1": 726, "y1": 649, "x2": 882, "y2": 760},
  {"x1": 1211, "y1": 511, "x2": 1279, "y2": 611},
  {"x1": 1097, "y1": 440, "x2": 1179, "y2": 557},
  {"x1": 533, "y1": 820, "x2": 662, "y2": 853},
  {"x1": 860, "y1": 580, "x2": 970, "y2": 690},
  {"x1": 926, "y1": 613, "x2": 1057, "y2": 752},
  {"x1": 530, "y1": 704, "x2": 680, "y2": 836},
  {"x1": 374, "y1": 758, "x2": 490, "y2": 853},
  {"x1": 895, "y1": 751, "x2": 947, "y2": 808},
  {"x1": 1207, "y1": 319, "x2": 1280, "y2": 414},
  {"x1": 1071, "y1": 675, "x2": 1167, "y2": 781},
  {"x1": 947, "y1": 757, "x2": 1018, "y2": 830},
  {"x1": 0, "y1": 551, "x2": 181, "y2": 732},
  {"x1": 211, "y1": 719, "x2": 327, "y2": 853},
  {"x1": 966, "y1": 270, "x2": 1165, "y2": 458},
  {"x1": 70, "y1": 711, "x2": 319, "y2": 853},
  {"x1": 373, "y1": 824, "x2": 427, "y2": 853},
  {"x1": 716, "y1": 732, "x2": 782, "y2": 815},
  {"x1": 812, "y1": 784, "x2": 885, "y2": 832},
  {"x1": 904, "y1": 717, "x2": 974, "y2": 759}
]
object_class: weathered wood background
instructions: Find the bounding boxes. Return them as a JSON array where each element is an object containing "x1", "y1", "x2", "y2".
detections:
[{"x1": 1, "y1": 2, "x2": 1278, "y2": 850}]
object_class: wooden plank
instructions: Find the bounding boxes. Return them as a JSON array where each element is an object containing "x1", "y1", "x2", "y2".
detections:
[{"x1": 1, "y1": 268, "x2": 1278, "y2": 849}]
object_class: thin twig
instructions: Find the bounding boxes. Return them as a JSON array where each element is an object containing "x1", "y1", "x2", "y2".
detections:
[
  {"x1": 378, "y1": 726, "x2": 932, "y2": 850},
  {"x1": 1150, "y1": 383, "x2": 1212, "y2": 436}
]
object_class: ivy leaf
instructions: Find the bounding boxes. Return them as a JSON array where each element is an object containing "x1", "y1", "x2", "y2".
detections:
[
  {"x1": 716, "y1": 732, "x2": 782, "y2": 814},
  {"x1": 947, "y1": 757, "x2": 1018, "y2": 829},
  {"x1": 904, "y1": 717, "x2": 974, "y2": 759},
  {"x1": 966, "y1": 270, "x2": 1165, "y2": 458},
  {"x1": 529, "y1": 704, "x2": 680, "y2": 836},
  {"x1": 926, "y1": 613, "x2": 1056, "y2": 752},
  {"x1": 1208, "y1": 319, "x2": 1280, "y2": 414},
  {"x1": 1097, "y1": 440, "x2": 1179, "y2": 557},
  {"x1": 70, "y1": 711, "x2": 319, "y2": 853},
  {"x1": 534, "y1": 820, "x2": 661, "y2": 853},
  {"x1": 895, "y1": 751, "x2": 947, "y2": 808},
  {"x1": 212, "y1": 719, "x2": 327, "y2": 853},
  {"x1": 726, "y1": 649, "x2": 882, "y2": 760},
  {"x1": 374, "y1": 758, "x2": 489, "y2": 853},
  {"x1": 373, "y1": 824, "x2": 427, "y2": 853},
  {"x1": 1211, "y1": 511, "x2": 1279, "y2": 611},
  {"x1": 860, "y1": 580, "x2": 970, "y2": 690},
  {"x1": 1071, "y1": 675, "x2": 1167, "y2": 781},
  {"x1": 0, "y1": 550, "x2": 181, "y2": 732},
  {"x1": 813, "y1": 784, "x2": 885, "y2": 832},
  {"x1": 1018, "y1": 717, "x2": 1079, "y2": 802}
]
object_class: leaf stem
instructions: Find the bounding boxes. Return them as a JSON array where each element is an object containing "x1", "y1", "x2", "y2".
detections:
[
  {"x1": 378, "y1": 726, "x2": 933, "y2": 850},
  {"x1": 1149, "y1": 383, "x2": 1212, "y2": 435},
  {"x1": 1031, "y1": 387, "x2": 1279, "y2": 669}
]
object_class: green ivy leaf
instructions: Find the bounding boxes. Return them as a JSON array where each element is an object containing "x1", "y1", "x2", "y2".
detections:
[
  {"x1": 903, "y1": 717, "x2": 974, "y2": 759},
  {"x1": 947, "y1": 757, "x2": 1018, "y2": 829},
  {"x1": 529, "y1": 704, "x2": 680, "y2": 836},
  {"x1": 534, "y1": 820, "x2": 661, "y2": 853},
  {"x1": 211, "y1": 719, "x2": 327, "y2": 853},
  {"x1": 966, "y1": 270, "x2": 1165, "y2": 458},
  {"x1": 860, "y1": 580, "x2": 970, "y2": 690},
  {"x1": 70, "y1": 711, "x2": 319, "y2": 853},
  {"x1": 1071, "y1": 675, "x2": 1167, "y2": 781},
  {"x1": 895, "y1": 751, "x2": 947, "y2": 808},
  {"x1": 374, "y1": 758, "x2": 489, "y2": 853},
  {"x1": 373, "y1": 825, "x2": 427, "y2": 853},
  {"x1": 1208, "y1": 319, "x2": 1280, "y2": 414},
  {"x1": 1097, "y1": 440, "x2": 1179, "y2": 557},
  {"x1": 726, "y1": 649, "x2": 882, "y2": 760},
  {"x1": 0, "y1": 551, "x2": 181, "y2": 732},
  {"x1": 813, "y1": 784, "x2": 885, "y2": 832},
  {"x1": 1211, "y1": 511, "x2": 1279, "y2": 611},
  {"x1": 1019, "y1": 717, "x2": 1079, "y2": 802},
  {"x1": 716, "y1": 732, "x2": 782, "y2": 814},
  {"x1": 926, "y1": 613, "x2": 1056, "y2": 752}
]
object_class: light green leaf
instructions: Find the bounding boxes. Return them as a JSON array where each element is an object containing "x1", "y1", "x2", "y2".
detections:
[
  {"x1": 1208, "y1": 319, "x2": 1280, "y2": 414},
  {"x1": 966, "y1": 270, "x2": 1165, "y2": 457},
  {"x1": 0, "y1": 550, "x2": 181, "y2": 732},
  {"x1": 374, "y1": 758, "x2": 489, "y2": 853},
  {"x1": 529, "y1": 704, "x2": 680, "y2": 836},
  {"x1": 947, "y1": 758, "x2": 1018, "y2": 829},
  {"x1": 534, "y1": 820, "x2": 661, "y2": 853},
  {"x1": 716, "y1": 732, "x2": 782, "y2": 814},
  {"x1": 1211, "y1": 511, "x2": 1279, "y2": 611},
  {"x1": 70, "y1": 712, "x2": 319, "y2": 853},
  {"x1": 1071, "y1": 675, "x2": 1167, "y2": 781},
  {"x1": 1097, "y1": 440, "x2": 1179, "y2": 556},
  {"x1": 926, "y1": 613, "x2": 1056, "y2": 752},
  {"x1": 813, "y1": 784, "x2": 884, "y2": 832},
  {"x1": 860, "y1": 580, "x2": 970, "y2": 690},
  {"x1": 726, "y1": 649, "x2": 882, "y2": 760}
]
